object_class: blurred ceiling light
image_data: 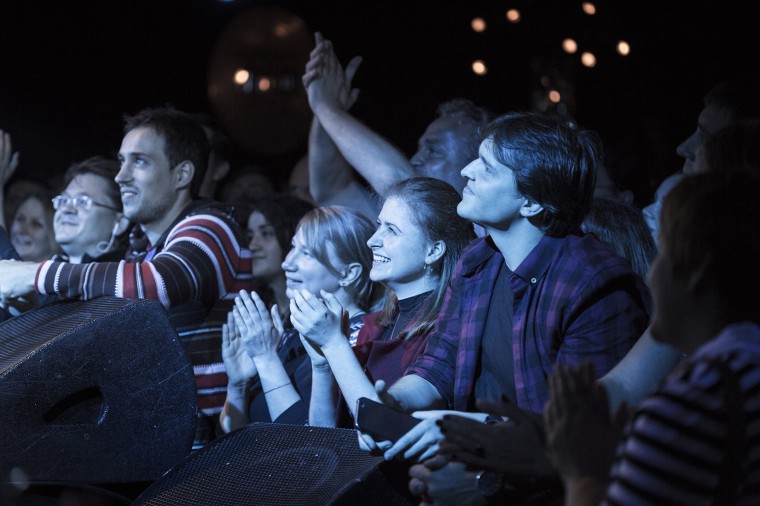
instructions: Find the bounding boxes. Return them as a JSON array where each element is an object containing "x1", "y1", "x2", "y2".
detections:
[
  {"x1": 257, "y1": 76, "x2": 272, "y2": 92},
  {"x1": 581, "y1": 52, "x2": 597, "y2": 67},
  {"x1": 471, "y1": 17, "x2": 487, "y2": 32},
  {"x1": 506, "y1": 9, "x2": 521, "y2": 23},
  {"x1": 233, "y1": 69, "x2": 250, "y2": 85},
  {"x1": 472, "y1": 60, "x2": 488, "y2": 75},
  {"x1": 616, "y1": 40, "x2": 631, "y2": 56},
  {"x1": 562, "y1": 38, "x2": 578, "y2": 54},
  {"x1": 582, "y1": 2, "x2": 596, "y2": 15}
]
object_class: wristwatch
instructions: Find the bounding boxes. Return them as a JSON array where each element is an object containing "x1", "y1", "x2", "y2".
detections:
[{"x1": 476, "y1": 470, "x2": 503, "y2": 497}]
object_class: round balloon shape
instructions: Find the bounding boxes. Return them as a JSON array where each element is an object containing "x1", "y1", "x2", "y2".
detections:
[{"x1": 208, "y1": 6, "x2": 313, "y2": 156}]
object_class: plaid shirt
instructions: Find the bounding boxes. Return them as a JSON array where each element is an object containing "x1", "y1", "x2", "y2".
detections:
[{"x1": 406, "y1": 233, "x2": 651, "y2": 413}]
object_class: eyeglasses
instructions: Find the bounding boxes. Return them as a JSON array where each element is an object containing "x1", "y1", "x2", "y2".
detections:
[{"x1": 52, "y1": 195, "x2": 120, "y2": 212}]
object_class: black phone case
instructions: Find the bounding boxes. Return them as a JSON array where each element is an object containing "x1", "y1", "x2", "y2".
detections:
[{"x1": 354, "y1": 397, "x2": 421, "y2": 443}]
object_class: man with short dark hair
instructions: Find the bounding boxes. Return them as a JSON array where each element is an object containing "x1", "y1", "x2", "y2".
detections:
[{"x1": 0, "y1": 106, "x2": 252, "y2": 449}]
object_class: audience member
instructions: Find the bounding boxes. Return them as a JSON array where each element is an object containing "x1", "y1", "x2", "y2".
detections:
[
  {"x1": 303, "y1": 33, "x2": 490, "y2": 217},
  {"x1": 290, "y1": 177, "x2": 475, "y2": 429},
  {"x1": 52, "y1": 156, "x2": 131, "y2": 263},
  {"x1": 581, "y1": 198, "x2": 656, "y2": 280},
  {"x1": 242, "y1": 195, "x2": 315, "y2": 317},
  {"x1": 643, "y1": 78, "x2": 760, "y2": 243},
  {"x1": 220, "y1": 206, "x2": 381, "y2": 430},
  {"x1": 700, "y1": 117, "x2": 760, "y2": 174},
  {"x1": 218, "y1": 163, "x2": 277, "y2": 208},
  {"x1": 9, "y1": 188, "x2": 58, "y2": 262},
  {"x1": 546, "y1": 169, "x2": 760, "y2": 505},
  {"x1": 0, "y1": 106, "x2": 253, "y2": 450}
]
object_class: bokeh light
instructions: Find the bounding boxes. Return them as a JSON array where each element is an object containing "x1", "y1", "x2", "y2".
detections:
[
  {"x1": 562, "y1": 38, "x2": 578, "y2": 54},
  {"x1": 472, "y1": 60, "x2": 488, "y2": 75},
  {"x1": 471, "y1": 17, "x2": 487, "y2": 32}
]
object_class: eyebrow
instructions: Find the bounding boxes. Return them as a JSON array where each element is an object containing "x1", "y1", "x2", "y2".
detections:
[{"x1": 377, "y1": 217, "x2": 400, "y2": 231}]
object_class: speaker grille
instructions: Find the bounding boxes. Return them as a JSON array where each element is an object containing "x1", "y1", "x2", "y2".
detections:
[
  {"x1": 134, "y1": 424, "x2": 386, "y2": 506},
  {"x1": 0, "y1": 297, "x2": 132, "y2": 372}
]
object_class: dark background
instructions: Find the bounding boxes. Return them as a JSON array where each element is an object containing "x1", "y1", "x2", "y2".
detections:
[{"x1": 1, "y1": 0, "x2": 758, "y2": 205}]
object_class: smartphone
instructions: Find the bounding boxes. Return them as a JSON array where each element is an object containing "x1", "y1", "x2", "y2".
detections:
[{"x1": 355, "y1": 397, "x2": 421, "y2": 443}]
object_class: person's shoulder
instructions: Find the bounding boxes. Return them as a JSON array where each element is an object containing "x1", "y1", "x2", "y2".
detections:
[
  {"x1": 174, "y1": 200, "x2": 243, "y2": 235},
  {"x1": 458, "y1": 236, "x2": 499, "y2": 274},
  {"x1": 562, "y1": 233, "x2": 635, "y2": 272}
]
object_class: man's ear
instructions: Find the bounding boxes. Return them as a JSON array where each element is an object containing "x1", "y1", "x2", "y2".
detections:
[
  {"x1": 174, "y1": 161, "x2": 195, "y2": 190},
  {"x1": 520, "y1": 199, "x2": 543, "y2": 218},
  {"x1": 340, "y1": 262, "x2": 363, "y2": 287},
  {"x1": 425, "y1": 240, "x2": 447, "y2": 266}
]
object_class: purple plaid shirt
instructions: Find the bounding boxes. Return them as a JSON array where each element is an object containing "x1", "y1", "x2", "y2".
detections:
[{"x1": 406, "y1": 233, "x2": 651, "y2": 413}]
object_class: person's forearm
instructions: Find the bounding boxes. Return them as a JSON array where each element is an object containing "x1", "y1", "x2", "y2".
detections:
[
  {"x1": 312, "y1": 105, "x2": 414, "y2": 196},
  {"x1": 252, "y1": 352, "x2": 301, "y2": 422},
  {"x1": 321, "y1": 337, "x2": 380, "y2": 418},
  {"x1": 598, "y1": 327, "x2": 682, "y2": 410},
  {"x1": 308, "y1": 365, "x2": 339, "y2": 427},
  {"x1": 220, "y1": 384, "x2": 251, "y2": 433},
  {"x1": 308, "y1": 117, "x2": 355, "y2": 203},
  {"x1": 387, "y1": 374, "x2": 446, "y2": 413}
]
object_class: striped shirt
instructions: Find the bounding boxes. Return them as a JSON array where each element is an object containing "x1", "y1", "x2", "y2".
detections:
[
  {"x1": 604, "y1": 322, "x2": 760, "y2": 505},
  {"x1": 407, "y1": 234, "x2": 651, "y2": 413},
  {"x1": 35, "y1": 202, "x2": 253, "y2": 448}
]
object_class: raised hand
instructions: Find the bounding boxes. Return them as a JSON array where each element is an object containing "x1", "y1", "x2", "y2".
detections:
[
  {"x1": 0, "y1": 129, "x2": 19, "y2": 187},
  {"x1": 221, "y1": 310, "x2": 258, "y2": 387},
  {"x1": 289, "y1": 289, "x2": 345, "y2": 348},
  {"x1": 303, "y1": 32, "x2": 362, "y2": 112},
  {"x1": 544, "y1": 362, "x2": 629, "y2": 481},
  {"x1": 232, "y1": 290, "x2": 281, "y2": 359}
]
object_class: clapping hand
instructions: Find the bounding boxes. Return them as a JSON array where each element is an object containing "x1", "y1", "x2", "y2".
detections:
[
  {"x1": 221, "y1": 311, "x2": 258, "y2": 387},
  {"x1": 544, "y1": 362, "x2": 629, "y2": 482}
]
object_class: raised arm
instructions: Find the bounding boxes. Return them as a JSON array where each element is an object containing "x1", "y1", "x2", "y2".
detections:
[
  {"x1": 0, "y1": 129, "x2": 20, "y2": 229},
  {"x1": 304, "y1": 33, "x2": 414, "y2": 197},
  {"x1": 306, "y1": 38, "x2": 361, "y2": 204}
]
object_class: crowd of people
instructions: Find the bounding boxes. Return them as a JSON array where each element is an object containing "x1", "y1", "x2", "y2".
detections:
[{"x1": 2, "y1": 31, "x2": 760, "y2": 505}]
